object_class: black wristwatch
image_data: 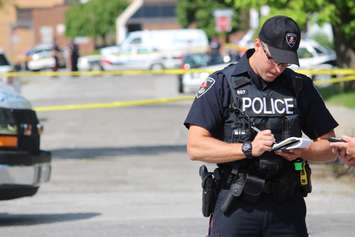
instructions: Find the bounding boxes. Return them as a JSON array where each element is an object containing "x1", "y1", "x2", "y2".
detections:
[{"x1": 242, "y1": 142, "x2": 253, "y2": 160}]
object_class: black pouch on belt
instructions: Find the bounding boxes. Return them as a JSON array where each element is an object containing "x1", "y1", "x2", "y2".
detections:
[
  {"x1": 242, "y1": 174, "x2": 265, "y2": 203},
  {"x1": 199, "y1": 165, "x2": 217, "y2": 217}
]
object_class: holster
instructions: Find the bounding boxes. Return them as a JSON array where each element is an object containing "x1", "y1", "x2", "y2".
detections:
[
  {"x1": 199, "y1": 165, "x2": 218, "y2": 217},
  {"x1": 220, "y1": 173, "x2": 265, "y2": 215}
]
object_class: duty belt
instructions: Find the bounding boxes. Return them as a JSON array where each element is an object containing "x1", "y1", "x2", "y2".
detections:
[{"x1": 220, "y1": 169, "x2": 302, "y2": 202}]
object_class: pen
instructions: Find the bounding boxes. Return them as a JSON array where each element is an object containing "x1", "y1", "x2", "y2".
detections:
[{"x1": 251, "y1": 126, "x2": 261, "y2": 133}]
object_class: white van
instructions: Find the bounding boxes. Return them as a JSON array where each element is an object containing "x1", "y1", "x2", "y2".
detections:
[
  {"x1": 121, "y1": 29, "x2": 208, "y2": 54},
  {"x1": 101, "y1": 29, "x2": 209, "y2": 70}
]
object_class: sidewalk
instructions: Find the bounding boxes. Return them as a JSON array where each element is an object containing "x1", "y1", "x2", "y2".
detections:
[
  {"x1": 328, "y1": 105, "x2": 355, "y2": 136},
  {"x1": 306, "y1": 105, "x2": 355, "y2": 236}
]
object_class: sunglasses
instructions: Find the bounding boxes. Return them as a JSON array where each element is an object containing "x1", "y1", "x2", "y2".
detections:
[{"x1": 261, "y1": 42, "x2": 290, "y2": 68}]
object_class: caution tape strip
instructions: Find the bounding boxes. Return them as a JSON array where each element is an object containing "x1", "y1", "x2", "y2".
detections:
[
  {"x1": 34, "y1": 95, "x2": 194, "y2": 112},
  {"x1": 33, "y1": 75, "x2": 355, "y2": 112},
  {"x1": 314, "y1": 76, "x2": 355, "y2": 85},
  {"x1": 1, "y1": 68, "x2": 355, "y2": 77}
]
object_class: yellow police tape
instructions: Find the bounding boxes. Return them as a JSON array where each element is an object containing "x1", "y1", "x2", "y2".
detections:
[
  {"x1": 314, "y1": 75, "x2": 355, "y2": 85},
  {"x1": 34, "y1": 96, "x2": 194, "y2": 112},
  {"x1": 2, "y1": 68, "x2": 355, "y2": 77},
  {"x1": 7, "y1": 68, "x2": 353, "y2": 112},
  {"x1": 33, "y1": 75, "x2": 355, "y2": 112}
]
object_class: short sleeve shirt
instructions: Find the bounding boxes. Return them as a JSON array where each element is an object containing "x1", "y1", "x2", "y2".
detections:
[{"x1": 184, "y1": 49, "x2": 338, "y2": 140}]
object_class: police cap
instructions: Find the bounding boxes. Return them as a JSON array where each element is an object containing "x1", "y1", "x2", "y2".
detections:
[{"x1": 259, "y1": 15, "x2": 301, "y2": 66}]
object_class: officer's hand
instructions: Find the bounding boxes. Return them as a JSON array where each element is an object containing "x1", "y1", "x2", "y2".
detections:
[
  {"x1": 252, "y1": 130, "x2": 275, "y2": 157},
  {"x1": 275, "y1": 148, "x2": 304, "y2": 161}
]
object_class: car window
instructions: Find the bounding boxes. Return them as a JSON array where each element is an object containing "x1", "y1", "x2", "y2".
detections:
[
  {"x1": 0, "y1": 54, "x2": 10, "y2": 66},
  {"x1": 313, "y1": 45, "x2": 333, "y2": 55},
  {"x1": 137, "y1": 47, "x2": 152, "y2": 54},
  {"x1": 313, "y1": 46, "x2": 324, "y2": 55},
  {"x1": 184, "y1": 54, "x2": 209, "y2": 68},
  {"x1": 129, "y1": 37, "x2": 142, "y2": 45},
  {"x1": 298, "y1": 47, "x2": 313, "y2": 59}
]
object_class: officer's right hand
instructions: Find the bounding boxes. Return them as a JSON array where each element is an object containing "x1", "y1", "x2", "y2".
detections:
[{"x1": 251, "y1": 130, "x2": 275, "y2": 157}]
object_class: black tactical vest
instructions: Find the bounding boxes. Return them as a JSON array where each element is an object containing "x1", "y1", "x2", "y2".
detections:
[{"x1": 218, "y1": 65, "x2": 304, "y2": 178}]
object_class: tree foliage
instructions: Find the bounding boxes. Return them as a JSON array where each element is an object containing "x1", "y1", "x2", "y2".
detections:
[
  {"x1": 65, "y1": 0, "x2": 128, "y2": 45},
  {"x1": 177, "y1": 0, "x2": 355, "y2": 67},
  {"x1": 177, "y1": 0, "x2": 245, "y2": 38},
  {"x1": 232, "y1": 0, "x2": 355, "y2": 66}
]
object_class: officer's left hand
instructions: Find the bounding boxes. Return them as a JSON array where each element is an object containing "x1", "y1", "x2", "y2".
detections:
[{"x1": 275, "y1": 148, "x2": 304, "y2": 161}]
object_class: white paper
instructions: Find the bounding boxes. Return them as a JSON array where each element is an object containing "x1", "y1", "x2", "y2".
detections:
[{"x1": 272, "y1": 137, "x2": 313, "y2": 151}]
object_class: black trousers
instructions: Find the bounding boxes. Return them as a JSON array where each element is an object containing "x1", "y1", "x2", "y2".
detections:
[{"x1": 208, "y1": 189, "x2": 308, "y2": 237}]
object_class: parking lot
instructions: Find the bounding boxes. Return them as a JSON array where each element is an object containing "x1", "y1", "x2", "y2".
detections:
[{"x1": 0, "y1": 74, "x2": 354, "y2": 237}]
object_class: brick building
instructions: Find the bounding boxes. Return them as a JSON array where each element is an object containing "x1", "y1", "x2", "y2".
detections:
[
  {"x1": 0, "y1": 0, "x2": 179, "y2": 64},
  {"x1": 0, "y1": 0, "x2": 70, "y2": 63},
  {"x1": 128, "y1": 0, "x2": 179, "y2": 31}
]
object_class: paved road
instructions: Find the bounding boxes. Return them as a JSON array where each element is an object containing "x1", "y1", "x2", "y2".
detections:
[{"x1": 0, "y1": 75, "x2": 354, "y2": 236}]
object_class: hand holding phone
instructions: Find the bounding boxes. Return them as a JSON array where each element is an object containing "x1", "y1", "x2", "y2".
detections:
[{"x1": 328, "y1": 137, "x2": 346, "y2": 143}]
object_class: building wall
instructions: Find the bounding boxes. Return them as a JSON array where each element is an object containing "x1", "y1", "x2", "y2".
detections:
[
  {"x1": 15, "y1": 0, "x2": 65, "y2": 8},
  {"x1": 142, "y1": 21, "x2": 180, "y2": 30},
  {"x1": 128, "y1": 0, "x2": 180, "y2": 33},
  {"x1": 0, "y1": 0, "x2": 94, "y2": 63},
  {"x1": 33, "y1": 5, "x2": 94, "y2": 55},
  {"x1": 0, "y1": 3, "x2": 23, "y2": 62},
  {"x1": 33, "y1": 5, "x2": 69, "y2": 47},
  {"x1": 0, "y1": 0, "x2": 180, "y2": 63}
]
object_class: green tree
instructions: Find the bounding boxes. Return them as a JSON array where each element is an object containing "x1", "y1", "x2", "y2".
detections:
[
  {"x1": 178, "y1": 0, "x2": 355, "y2": 67},
  {"x1": 65, "y1": 0, "x2": 128, "y2": 46},
  {"x1": 231, "y1": 0, "x2": 355, "y2": 67},
  {"x1": 176, "y1": 0, "x2": 246, "y2": 39}
]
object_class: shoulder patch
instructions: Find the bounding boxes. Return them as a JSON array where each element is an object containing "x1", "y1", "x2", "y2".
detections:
[{"x1": 196, "y1": 77, "x2": 215, "y2": 98}]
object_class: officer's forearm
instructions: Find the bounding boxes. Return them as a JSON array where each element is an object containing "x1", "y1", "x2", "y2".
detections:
[
  {"x1": 187, "y1": 126, "x2": 246, "y2": 163},
  {"x1": 187, "y1": 137, "x2": 245, "y2": 163},
  {"x1": 302, "y1": 138, "x2": 336, "y2": 162}
]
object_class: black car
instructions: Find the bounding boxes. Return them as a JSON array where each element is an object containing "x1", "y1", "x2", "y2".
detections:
[{"x1": 0, "y1": 86, "x2": 51, "y2": 200}]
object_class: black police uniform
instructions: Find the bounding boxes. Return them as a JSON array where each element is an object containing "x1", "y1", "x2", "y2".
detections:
[{"x1": 184, "y1": 49, "x2": 338, "y2": 237}]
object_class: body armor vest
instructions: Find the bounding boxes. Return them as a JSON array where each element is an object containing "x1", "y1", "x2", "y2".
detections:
[{"x1": 218, "y1": 66, "x2": 305, "y2": 179}]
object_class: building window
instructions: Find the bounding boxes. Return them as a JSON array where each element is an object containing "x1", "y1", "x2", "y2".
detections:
[
  {"x1": 132, "y1": 4, "x2": 176, "y2": 19},
  {"x1": 16, "y1": 8, "x2": 33, "y2": 28}
]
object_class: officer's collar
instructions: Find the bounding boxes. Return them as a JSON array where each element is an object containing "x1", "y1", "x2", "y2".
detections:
[
  {"x1": 231, "y1": 49, "x2": 267, "y2": 90},
  {"x1": 232, "y1": 49, "x2": 286, "y2": 90}
]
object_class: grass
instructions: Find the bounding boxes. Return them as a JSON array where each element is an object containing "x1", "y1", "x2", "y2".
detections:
[
  {"x1": 317, "y1": 84, "x2": 355, "y2": 109},
  {"x1": 326, "y1": 91, "x2": 355, "y2": 108}
]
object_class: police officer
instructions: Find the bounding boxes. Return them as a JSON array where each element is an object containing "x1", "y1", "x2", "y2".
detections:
[
  {"x1": 330, "y1": 136, "x2": 355, "y2": 165},
  {"x1": 184, "y1": 16, "x2": 338, "y2": 237}
]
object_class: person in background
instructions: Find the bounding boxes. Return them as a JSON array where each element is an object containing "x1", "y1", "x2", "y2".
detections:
[{"x1": 69, "y1": 40, "x2": 80, "y2": 72}]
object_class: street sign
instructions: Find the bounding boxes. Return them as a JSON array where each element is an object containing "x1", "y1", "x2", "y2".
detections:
[{"x1": 213, "y1": 9, "x2": 234, "y2": 33}]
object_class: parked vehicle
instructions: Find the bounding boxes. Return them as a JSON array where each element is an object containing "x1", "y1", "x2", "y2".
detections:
[
  {"x1": 291, "y1": 39, "x2": 337, "y2": 85},
  {"x1": 100, "y1": 45, "x2": 120, "y2": 56},
  {"x1": 177, "y1": 53, "x2": 224, "y2": 93},
  {"x1": 101, "y1": 46, "x2": 182, "y2": 70},
  {"x1": 25, "y1": 44, "x2": 66, "y2": 71},
  {"x1": 101, "y1": 29, "x2": 209, "y2": 71},
  {"x1": 122, "y1": 29, "x2": 208, "y2": 54},
  {"x1": 0, "y1": 85, "x2": 51, "y2": 200},
  {"x1": 180, "y1": 62, "x2": 229, "y2": 94},
  {"x1": 78, "y1": 55, "x2": 102, "y2": 71},
  {"x1": 0, "y1": 50, "x2": 21, "y2": 93},
  {"x1": 181, "y1": 39, "x2": 337, "y2": 93}
]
